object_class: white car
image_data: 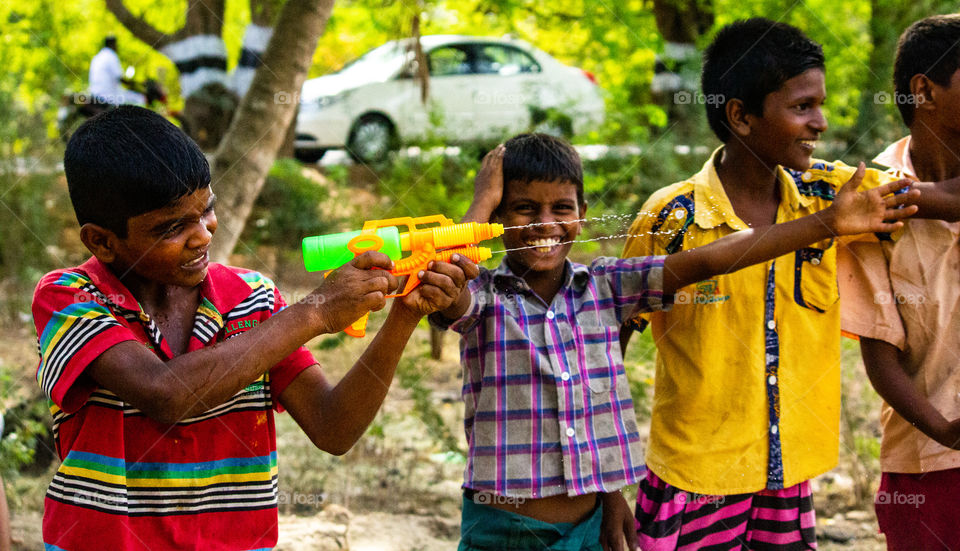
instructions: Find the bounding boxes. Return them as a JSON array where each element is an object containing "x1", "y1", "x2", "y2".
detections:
[{"x1": 294, "y1": 35, "x2": 605, "y2": 163}]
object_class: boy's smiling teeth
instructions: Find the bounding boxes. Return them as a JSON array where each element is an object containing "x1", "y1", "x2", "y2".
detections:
[
  {"x1": 182, "y1": 252, "x2": 207, "y2": 267},
  {"x1": 527, "y1": 237, "x2": 561, "y2": 253},
  {"x1": 799, "y1": 139, "x2": 818, "y2": 148}
]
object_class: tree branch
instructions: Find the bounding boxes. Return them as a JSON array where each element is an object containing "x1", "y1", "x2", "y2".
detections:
[{"x1": 104, "y1": 0, "x2": 177, "y2": 49}]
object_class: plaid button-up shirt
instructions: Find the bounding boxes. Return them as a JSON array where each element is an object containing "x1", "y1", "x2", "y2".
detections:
[{"x1": 431, "y1": 256, "x2": 671, "y2": 498}]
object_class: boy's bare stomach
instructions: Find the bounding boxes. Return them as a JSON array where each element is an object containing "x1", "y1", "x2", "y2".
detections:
[{"x1": 481, "y1": 491, "x2": 597, "y2": 524}]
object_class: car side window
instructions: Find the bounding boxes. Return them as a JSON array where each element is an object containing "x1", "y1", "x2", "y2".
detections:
[
  {"x1": 428, "y1": 46, "x2": 472, "y2": 77},
  {"x1": 474, "y1": 45, "x2": 541, "y2": 76}
]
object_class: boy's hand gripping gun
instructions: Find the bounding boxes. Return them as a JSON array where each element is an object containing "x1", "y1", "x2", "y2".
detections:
[{"x1": 302, "y1": 215, "x2": 504, "y2": 337}]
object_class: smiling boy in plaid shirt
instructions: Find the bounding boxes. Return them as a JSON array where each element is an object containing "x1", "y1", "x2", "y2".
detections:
[{"x1": 429, "y1": 133, "x2": 917, "y2": 550}]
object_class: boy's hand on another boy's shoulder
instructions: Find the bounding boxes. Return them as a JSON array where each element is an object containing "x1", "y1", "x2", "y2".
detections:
[
  {"x1": 826, "y1": 163, "x2": 920, "y2": 236},
  {"x1": 464, "y1": 144, "x2": 505, "y2": 223},
  {"x1": 599, "y1": 491, "x2": 638, "y2": 551},
  {"x1": 309, "y1": 251, "x2": 398, "y2": 334},
  {"x1": 397, "y1": 254, "x2": 479, "y2": 318}
]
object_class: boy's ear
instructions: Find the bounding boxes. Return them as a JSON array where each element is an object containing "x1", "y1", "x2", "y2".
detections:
[
  {"x1": 910, "y1": 74, "x2": 937, "y2": 113},
  {"x1": 79, "y1": 223, "x2": 120, "y2": 264},
  {"x1": 725, "y1": 99, "x2": 752, "y2": 138},
  {"x1": 576, "y1": 201, "x2": 587, "y2": 235}
]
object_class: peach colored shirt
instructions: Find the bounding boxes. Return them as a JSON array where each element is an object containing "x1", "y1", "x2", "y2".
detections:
[{"x1": 839, "y1": 136, "x2": 960, "y2": 473}]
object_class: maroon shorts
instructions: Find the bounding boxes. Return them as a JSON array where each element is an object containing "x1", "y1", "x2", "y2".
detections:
[{"x1": 875, "y1": 467, "x2": 960, "y2": 550}]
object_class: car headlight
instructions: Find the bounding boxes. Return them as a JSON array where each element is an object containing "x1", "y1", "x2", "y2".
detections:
[
  {"x1": 299, "y1": 94, "x2": 342, "y2": 113},
  {"x1": 316, "y1": 95, "x2": 342, "y2": 108}
]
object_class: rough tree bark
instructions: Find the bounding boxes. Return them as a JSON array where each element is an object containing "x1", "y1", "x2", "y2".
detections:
[
  {"x1": 105, "y1": 0, "x2": 278, "y2": 150},
  {"x1": 649, "y1": 0, "x2": 714, "y2": 117},
  {"x1": 209, "y1": 0, "x2": 335, "y2": 261}
]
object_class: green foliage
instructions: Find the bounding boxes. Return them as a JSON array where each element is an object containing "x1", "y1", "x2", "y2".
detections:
[
  {"x1": 396, "y1": 358, "x2": 463, "y2": 456},
  {"x1": 239, "y1": 159, "x2": 334, "y2": 253},
  {"x1": 622, "y1": 328, "x2": 659, "y2": 419},
  {"x1": 1, "y1": 370, "x2": 53, "y2": 479}
]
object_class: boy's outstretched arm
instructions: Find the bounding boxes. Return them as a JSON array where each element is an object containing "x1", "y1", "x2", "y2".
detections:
[
  {"x1": 87, "y1": 252, "x2": 399, "y2": 424},
  {"x1": 909, "y1": 177, "x2": 960, "y2": 222},
  {"x1": 861, "y1": 337, "x2": 960, "y2": 450},
  {"x1": 661, "y1": 164, "x2": 919, "y2": 296},
  {"x1": 439, "y1": 144, "x2": 505, "y2": 321},
  {"x1": 280, "y1": 256, "x2": 478, "y2": 455}
]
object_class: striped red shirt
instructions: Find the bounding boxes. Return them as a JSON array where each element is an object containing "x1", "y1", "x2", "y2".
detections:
[{"x1": 32, "y1": 257, "x2": 315, "y2": 551}]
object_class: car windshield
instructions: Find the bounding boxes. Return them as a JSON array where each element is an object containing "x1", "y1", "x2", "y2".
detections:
[{"x1": 336, "y1": 42, "x2": 407, "y2": 81}]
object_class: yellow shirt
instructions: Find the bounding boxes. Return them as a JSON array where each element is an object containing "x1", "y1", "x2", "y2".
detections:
[
  {"x1": 623, "y1": 149, "x2": 893, "y2": 494},
  {"x1": 839, "y1": 136, "x2": 960, "y2": 474}
]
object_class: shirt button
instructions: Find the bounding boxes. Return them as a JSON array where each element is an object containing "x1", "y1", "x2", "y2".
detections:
[
  {"x1": 770, "y1": 425, "x2": 779, "y2": 435},
  {"x1": 565, "y1": 427, "x2": 575, "y2": 438},
  {"x1": 811, "y1": 257, "x2": 821, "y2": 266},
  {"x1": 767, "y1": 320, "x2": 776, "y2": 330},
  {"x1": 546, "y1": 311, "x2": 555, "y2": 320},
  {"x1": 802, "y1": 171, "x2": 812, "y2": 180},
  {"x1": 560, "y1": 372, "x2": 570, "y2": 381},
  {"x1": 768, "y1": 375, "x2": 777, "y2": 385}
]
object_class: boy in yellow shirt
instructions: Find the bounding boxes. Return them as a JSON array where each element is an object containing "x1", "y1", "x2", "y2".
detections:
[{"x1": 622, "y1": 17, "x2": 957, "y2": 549}]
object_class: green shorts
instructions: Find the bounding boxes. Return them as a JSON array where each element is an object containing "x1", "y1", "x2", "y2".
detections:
[{"x1": 458, "y1": 494, "x2": 603, "y2": 551}]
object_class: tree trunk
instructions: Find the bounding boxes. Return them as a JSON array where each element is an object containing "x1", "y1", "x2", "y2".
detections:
[
  {"x1": 847, "y1": 0, "x2": 933, "y2": 158},
  {"x1": 209, "y1": 0, "x2": 335, "y2": 261},
  {"x1": 106, "y1": 0, "x2": 238, "y2": 150},
  {"x1": 651, "y1": 0, "x2": 713, "y2": 44}
]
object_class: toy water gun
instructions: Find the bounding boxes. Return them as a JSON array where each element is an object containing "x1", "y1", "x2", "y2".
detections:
[{"x1": 303, "y1": 215, "x2": 504, "y2": 337}]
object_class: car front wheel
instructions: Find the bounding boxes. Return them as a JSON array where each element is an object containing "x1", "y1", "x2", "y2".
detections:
[{"x1": 347, "y1": 114, "x2": 396, "y2": 164}]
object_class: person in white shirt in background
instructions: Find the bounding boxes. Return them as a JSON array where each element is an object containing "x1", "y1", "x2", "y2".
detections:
[{"x1": 89, "y1": 36, "x2": 144, "y2": 106}]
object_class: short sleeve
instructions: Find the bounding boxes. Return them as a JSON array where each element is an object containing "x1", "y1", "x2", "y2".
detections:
[
  {"x1": 621, "y1": 191, "x2": 684, "y2": 330},
  {"x1": 32, "y1": 273, "x2": 140, "y2": 413},
  {"x1": 837, "y1": 240, "x2": 906, "y2": 349},
  {"x1": 590, "y1": 256, "x2": 673, "y2": 323},
  {"x1": 266, "y1": 285, "x2": 318, "y2": 408},
  {"x1": 427, "y1": 269, "x2": 491, "y2": 335}
]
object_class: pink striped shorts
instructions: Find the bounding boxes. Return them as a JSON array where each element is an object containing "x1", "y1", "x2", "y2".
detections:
[{"x1": 635, "y1": 469, "x2": 817, "y2": 550}]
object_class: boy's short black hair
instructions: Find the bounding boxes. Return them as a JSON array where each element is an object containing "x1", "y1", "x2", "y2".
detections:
[
  {"x1": 702, "y1": 18, "x2": 825, "y2": 142},
  {"x1": 65, "y1": 106, "x2": 210, "y2": 238},
  {"x1": 894, "y1": 14, "x2": 960, "y2": 127},
  {"x1": 502, "y1": 133, "x2": 584, "y2": 206}
]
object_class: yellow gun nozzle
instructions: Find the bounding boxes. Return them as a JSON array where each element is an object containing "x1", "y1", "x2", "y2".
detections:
[{"x1": 399, "y1": 221, "x2": 504, "y2": 251}]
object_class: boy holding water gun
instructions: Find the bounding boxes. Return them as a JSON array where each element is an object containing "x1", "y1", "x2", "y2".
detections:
[
  {"x1": 30, "y1": 106, "x2": 476, "y2": 550},
  {"x1": 429, "y1": 132, "x2": 917, "y2": 550}
]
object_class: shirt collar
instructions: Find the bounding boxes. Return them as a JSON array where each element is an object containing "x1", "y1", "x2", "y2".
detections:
[
  {"x1": 873, "y1": 136, "x2": 916, "y2": 178},
  {"x1": 490, "y1": 257, "x2": 590, "y2": 296},
  {"x1": 692, "y1": 147, "x2": 813, "y2": 231},
  {"x1": 77, "y1": 256, "x2": 255, "y2": 317}
]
